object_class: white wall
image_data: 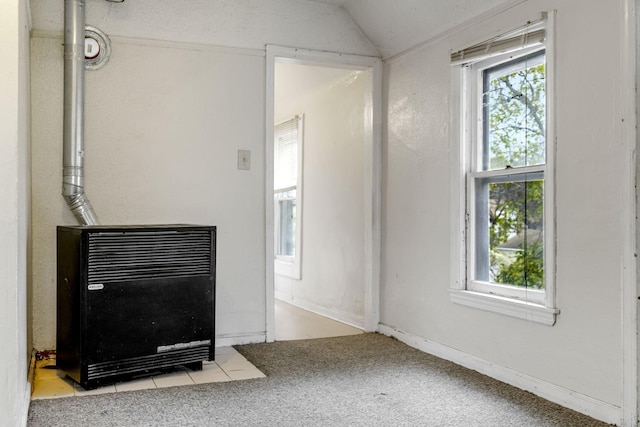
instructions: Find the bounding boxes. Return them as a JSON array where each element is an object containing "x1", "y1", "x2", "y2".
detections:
[
  {"x1": 0, "y1": 0, "x2": 31, "y2": 425},
  {"x1": 274, "y1": 63, "x2": 369, "y2": 326},
  {"x1": 381, "y1": 0, "x2": 628, "y2": 421},
  {"x1": 31, "y1": 38, "x2": 268, "y2": 347},
  {"x1": 29, "y1": 0, "x2": 377, "y2": 350}
]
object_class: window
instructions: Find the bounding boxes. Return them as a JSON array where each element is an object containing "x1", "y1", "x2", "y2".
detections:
[
  {"x1": 450, "y1": 16, "x2": 558, "y2": 325},
  {"x1": 274, "y1": 115, "x2": 303, "y2": 279}
]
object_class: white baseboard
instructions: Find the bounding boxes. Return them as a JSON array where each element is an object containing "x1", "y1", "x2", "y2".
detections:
[
  {"x1": 377, "y1": 323, "x2": 622, "y2": 426},
  {"x1": 18, "y1": 381, "x2": 30, "y2": 427},
  {"x1": 274, "y1": 289, "x2": 289, "y2": 304},
  {"x1": 215, "y1": 332, "x2": 266, "y2": 347},
  {"x1": 274, "y1": 292, "x2": 364, "y2": 329},
  {"x1": 19, "y1": 350, "x2": 36, "y2": 427}
]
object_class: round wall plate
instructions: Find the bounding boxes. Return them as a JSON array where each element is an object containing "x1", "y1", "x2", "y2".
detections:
[{"x1": 84, "y1": 26, "x2": 111, "y2": 71}]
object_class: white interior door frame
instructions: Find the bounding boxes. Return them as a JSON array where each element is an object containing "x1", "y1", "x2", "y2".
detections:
[
  {"x1": 623, "y1": 0, "x2": 638, "y2": 425},
  {"x1": 265, "y1": 45, "x2": 382, "y2": 342}
]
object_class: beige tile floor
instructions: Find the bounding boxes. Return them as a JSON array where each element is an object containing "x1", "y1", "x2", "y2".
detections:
[
  {"x1": 31, "y1": 346, "x2": 264, "y2": 400},
  {"x1": 274, "y1": 299, "x2": 363, "y2": 341},
  {"x1": 32, "y1": 300, "x2": 361, "y2": 400}
]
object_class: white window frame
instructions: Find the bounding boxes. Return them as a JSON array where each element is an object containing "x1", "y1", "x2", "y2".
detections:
[
  {"x1": 450, "y1": 13, "x2": 559, "y2": 326},
  {"x1": 274, "y1": 115, "x2": 304, "y2": 279}
]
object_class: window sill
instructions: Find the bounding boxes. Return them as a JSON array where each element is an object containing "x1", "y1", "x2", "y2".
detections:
[
  {"x1": 274, "y1": 258, "x2": 301, "y2": 280},
  {"x1": 450, "y1": 289, "x2": 559, "y2": 326}
]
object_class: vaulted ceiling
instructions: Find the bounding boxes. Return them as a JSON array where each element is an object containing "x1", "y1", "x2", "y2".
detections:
[
  {"x1": 308, "y1": 0, "x2": 514, "y2": 58},
  {"x1": 30, "y1": 0, "x2": 515, "y2": 60}
]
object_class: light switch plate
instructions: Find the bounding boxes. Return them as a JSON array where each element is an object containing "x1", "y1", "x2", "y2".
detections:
[{"x1": 237, "y1": 149, "x2": 251, "y2": 170}]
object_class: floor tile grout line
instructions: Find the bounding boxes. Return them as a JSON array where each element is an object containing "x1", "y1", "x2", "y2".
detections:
[{"x1": 32, "y1": 349, "x2": 265, "y2": 399}]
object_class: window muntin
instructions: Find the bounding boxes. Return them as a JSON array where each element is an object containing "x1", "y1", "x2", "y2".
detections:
[{"x1": 468, "y1": 48, "x2": 547, "y2": 301}]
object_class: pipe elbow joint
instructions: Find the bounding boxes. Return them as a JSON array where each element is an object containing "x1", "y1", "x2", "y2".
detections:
[{"x1": 62, "y1": 184, "x2": 100, "y2": 226}]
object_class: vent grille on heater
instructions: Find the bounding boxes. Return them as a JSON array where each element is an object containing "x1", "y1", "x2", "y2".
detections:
[
  {"x1": 87, "y1": 346, "x2": 210, "y2": 380},
  {"x1": 87, "y1": 230, "x2": 212, "y2": 283}
]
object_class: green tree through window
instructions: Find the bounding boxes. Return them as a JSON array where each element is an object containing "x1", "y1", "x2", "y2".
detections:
[{"x1": 481, "y1": 51, "x2": 546, "y2": 289}]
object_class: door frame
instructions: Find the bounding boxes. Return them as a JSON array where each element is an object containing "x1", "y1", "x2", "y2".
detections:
[
  {"x1": 623, "y1": 0, "x2": 638, "y2": 425},
  {"x1": 265, "y1": 45, "x2": 382, "y2": 342}
]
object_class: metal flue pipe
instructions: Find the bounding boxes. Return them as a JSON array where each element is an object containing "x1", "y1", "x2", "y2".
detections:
[{"x1": 63, "y1": 0, "x2": 99, "y2": 225}]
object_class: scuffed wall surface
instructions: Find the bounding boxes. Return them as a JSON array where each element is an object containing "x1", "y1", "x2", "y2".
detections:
[{"x1": 381, "y1": 0, "x2": 624, "y2": 407}]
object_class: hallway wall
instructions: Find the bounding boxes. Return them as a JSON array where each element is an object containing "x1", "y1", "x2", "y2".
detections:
[{"x1": 274, "y1": 64, "x2": 370, "y2": 327}]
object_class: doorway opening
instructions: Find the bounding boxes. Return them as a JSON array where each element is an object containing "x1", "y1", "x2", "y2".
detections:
[{"x1": 265, "y1": 46, "x2": 381, "y2": 342}]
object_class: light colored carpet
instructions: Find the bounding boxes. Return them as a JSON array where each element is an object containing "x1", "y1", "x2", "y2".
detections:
[{"x1": 27, "y1": 333, "x2": 609, "y2": 426}]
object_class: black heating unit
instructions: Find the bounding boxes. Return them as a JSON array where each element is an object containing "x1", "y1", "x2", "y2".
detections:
[{"x1": 56, "y1": 224, "x2": 216, "y2": 390}]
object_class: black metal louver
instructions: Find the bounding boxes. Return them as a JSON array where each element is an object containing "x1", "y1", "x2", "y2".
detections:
[
  {"x1": 87, "y1": 346, "x2": 210, "y2": 380},
  {"x1": 87, "y1": 230, "x2": 212, "y2": 284}
]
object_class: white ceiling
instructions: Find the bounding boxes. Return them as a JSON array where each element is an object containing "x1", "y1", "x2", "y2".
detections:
[{"x1": 308, "y1": 0, "x2": 514, "y2": 58}]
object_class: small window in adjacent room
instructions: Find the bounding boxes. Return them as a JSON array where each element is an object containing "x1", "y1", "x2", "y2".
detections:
[
  {"x1": 450, "y1": 15, "x2": 559, "y2": 325},
  {"x1": 274, "y1": 115, "x2": 303, "y2": 279}
]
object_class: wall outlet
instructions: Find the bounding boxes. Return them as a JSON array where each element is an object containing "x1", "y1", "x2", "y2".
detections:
[{"x1": 237, "y1": 149, "x2": 251, "y2": 170}]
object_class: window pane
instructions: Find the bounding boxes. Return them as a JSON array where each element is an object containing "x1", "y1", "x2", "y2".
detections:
[
  {"x1": 475, "y1": 177, "x2": 544, "y2": 289},
  {"x1": 277, "y1": 195, "x2": 296, "y2": 257},
  {"x1": 483, "y1": 51, "x2": 545, "y2": 170},
  {"x1": 274, "y1": 136, "x2": 298, "y2": 190},
  {"x1": 274, "y1": 117, "x2": 300, "y2": 191}
]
